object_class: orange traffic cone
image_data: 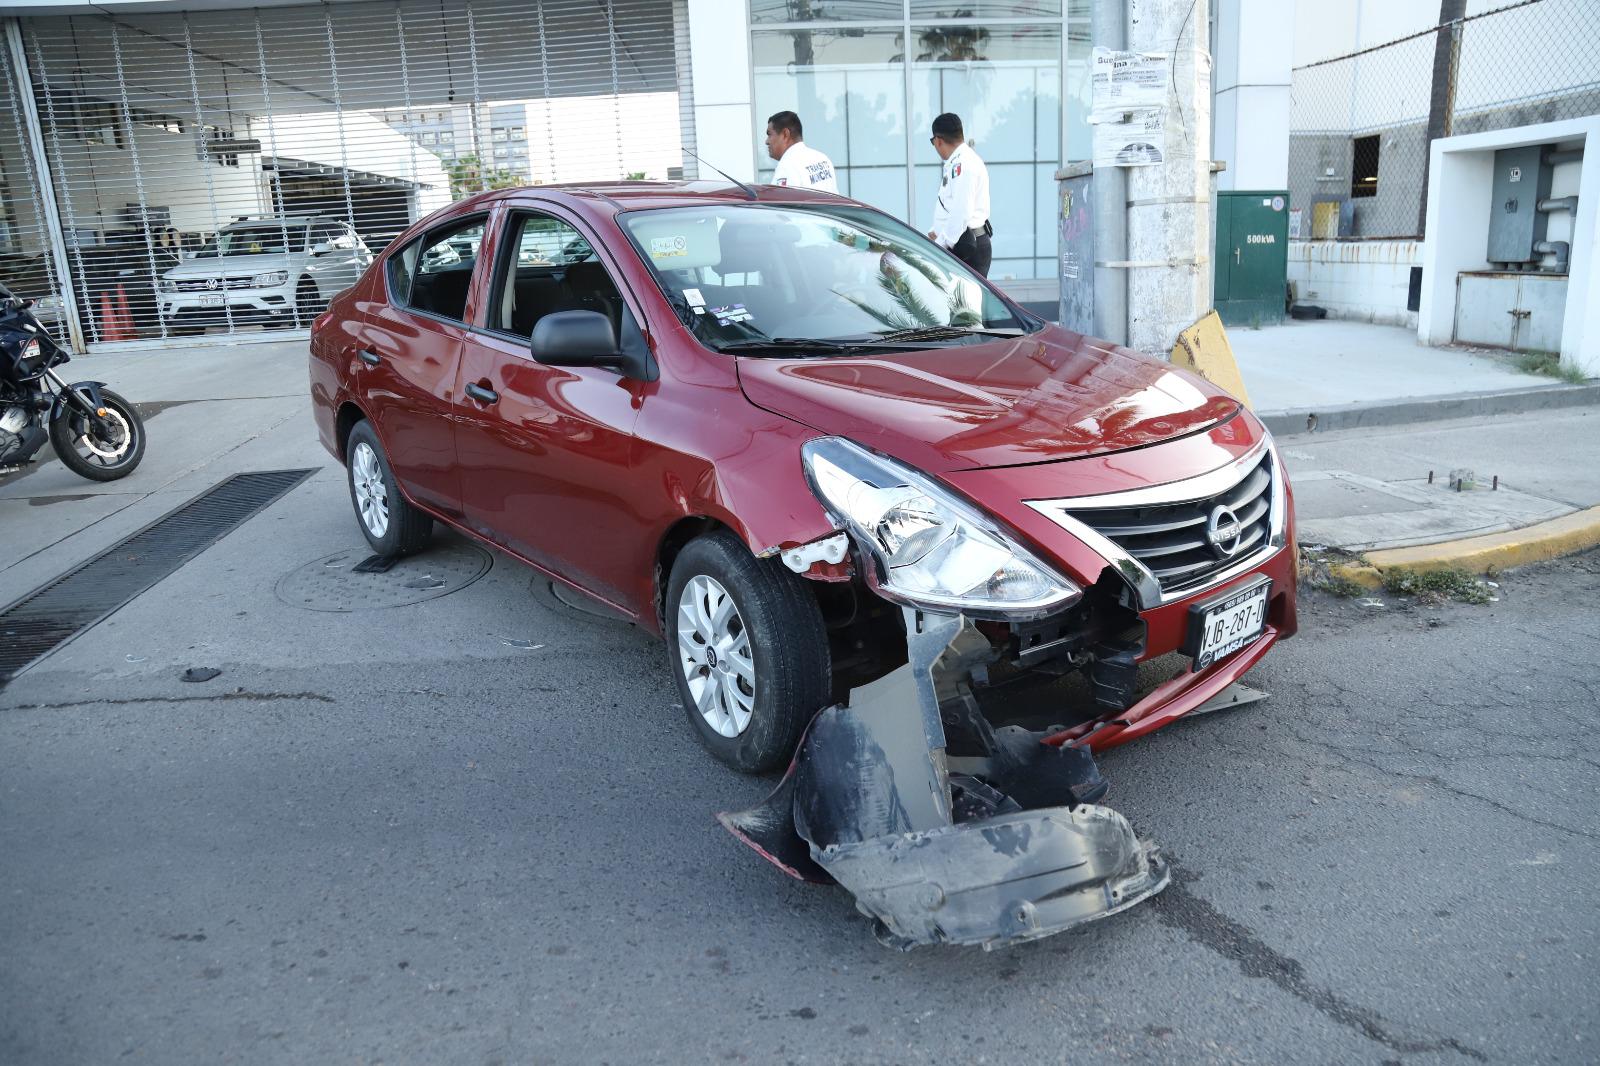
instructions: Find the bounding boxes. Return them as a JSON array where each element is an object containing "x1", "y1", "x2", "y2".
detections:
[
  {"x1": 99, "y1": 287, "x2": 133, "y2": 341},
  {"x1": 114, "y1": 284, "x2": 136, "y2": 338}
]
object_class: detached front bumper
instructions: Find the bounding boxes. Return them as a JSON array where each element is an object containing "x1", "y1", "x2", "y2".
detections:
[{"x1": 722, "y1": 610, "x2": 1170, "y2": 950}]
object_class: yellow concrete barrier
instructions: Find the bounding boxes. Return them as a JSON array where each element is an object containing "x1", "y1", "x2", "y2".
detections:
[{"x1": 1171, "y1": 310, "x2": 1252, "y2": 408}]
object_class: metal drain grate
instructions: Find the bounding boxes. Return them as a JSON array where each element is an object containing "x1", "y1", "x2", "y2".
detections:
[{"x1": 0, "y1": 468, "x2": 316, "y2": 683}]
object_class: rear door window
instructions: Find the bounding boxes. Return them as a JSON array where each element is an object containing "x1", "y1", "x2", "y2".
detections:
[{"x1": 388, "y1": 217, "x2": 486, "y2": 323}]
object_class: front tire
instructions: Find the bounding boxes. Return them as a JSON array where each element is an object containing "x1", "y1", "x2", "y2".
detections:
[
  {"x1": 345, "y1": 420, "x2": 433, "y2": 557},
  {"x1": 666, "y1": 531, "x2": 831, "y2": 773},
  {"x1": 294, "y1": 277, "x2": 323, "y2": 328},
  {"x1": 49, "y1": 388, "x2": 145, "y2": 482}
]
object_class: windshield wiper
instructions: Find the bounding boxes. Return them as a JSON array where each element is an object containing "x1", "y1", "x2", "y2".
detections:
[
  {"x1": 717, "y1": 337, "x2": 872, "y2": 354},
  {"x1": 872, "y1": 324, "x2": 1025, "y2": 343}
]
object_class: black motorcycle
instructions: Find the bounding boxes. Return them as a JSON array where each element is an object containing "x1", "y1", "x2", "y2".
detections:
[{"x1": 0, "y1": 281, "x2": 145, "y2": 482}]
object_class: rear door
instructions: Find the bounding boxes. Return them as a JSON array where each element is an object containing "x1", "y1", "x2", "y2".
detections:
[
  {"x1": 453, "y1": 207, "x2": 651, "y2": 607},
  {"x1": 358, "y1": 213, "x2": 489, "y2": 518}
]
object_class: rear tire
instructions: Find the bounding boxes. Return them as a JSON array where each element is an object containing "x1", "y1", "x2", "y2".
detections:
[
  {"x1": 345, "y1": 420, "x2": 433, "y2": 558},
  {"x1": 666, "y1": 531, "x2": 831, "y2": 773},
  {"x1": 49, "y1": 387, "x2": 146, "y2": 482}
]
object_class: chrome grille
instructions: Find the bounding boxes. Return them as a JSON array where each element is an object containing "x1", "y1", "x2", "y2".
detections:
[
  {"x1": 174, "y1": 276, "x2": 256, "y2": 292},
  {"x1": 1026, "y1": 445, "x2": 1282, "y2": 605}
]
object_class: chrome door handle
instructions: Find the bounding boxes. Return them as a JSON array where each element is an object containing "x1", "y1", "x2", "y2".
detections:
[
  {"x1": 357, "y1": 349, "x2": 381, "y2": 366},
  {"x1": 465, "y1": 382, "x2": 498, "y2": 404}
]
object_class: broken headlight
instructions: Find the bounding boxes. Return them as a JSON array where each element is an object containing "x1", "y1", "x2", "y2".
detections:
[{"x1": 801, "y1": 436, "x2": 1080, "y2": 620}]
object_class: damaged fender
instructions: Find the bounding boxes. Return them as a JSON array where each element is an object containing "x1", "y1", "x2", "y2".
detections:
[{"x1": 720, "y1": 608, "x2": 1169, "y2": 949}]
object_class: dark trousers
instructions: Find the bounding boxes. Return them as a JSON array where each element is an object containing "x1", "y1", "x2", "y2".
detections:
[{"x1": 952, "y1": 222, "x2": 993, "y2": 278}]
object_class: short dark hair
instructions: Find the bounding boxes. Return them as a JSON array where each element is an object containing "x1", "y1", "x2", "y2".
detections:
[
  {"x1": 931, "y1": 112, "x2": 964, "y2": 142},
  {"x1": 767, "y1": 110, "x2": 803, "y2": 140}
]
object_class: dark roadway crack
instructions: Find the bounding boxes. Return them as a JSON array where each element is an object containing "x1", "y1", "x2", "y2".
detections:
[
  {"x1": 1155, "y1": 861, "x2": 1488, "y2": 1062},
  {"x1": 1278, "y1": 727, "x2": 1600, "y2": 844},
  {"x1": 6, "y1": 691, "x2": 336, "y2": 710}
]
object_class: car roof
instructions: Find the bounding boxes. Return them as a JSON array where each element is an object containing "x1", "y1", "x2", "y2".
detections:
[{"x1": 462, "y1": 180, "x2": 851, "y2": 217}]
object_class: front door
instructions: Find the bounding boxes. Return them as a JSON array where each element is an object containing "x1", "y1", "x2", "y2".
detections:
[
  {"x1": 453, "y1": 208, "x2": 650, "y2": 609},
  {"x1": 358, "y1": 214, "x2": 489, "y2": 518}
]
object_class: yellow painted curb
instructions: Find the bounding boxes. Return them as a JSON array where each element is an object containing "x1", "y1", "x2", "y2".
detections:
[
  {"x1": 1172, "y1": 310, "x2": 1252, "y2": 408},
  {"x1": 1326, "y1": 561, "x2": 1383, "y2": 589},
  {"x1": 1360, "y1": 505, "x2": 1600, "y2": 577}
]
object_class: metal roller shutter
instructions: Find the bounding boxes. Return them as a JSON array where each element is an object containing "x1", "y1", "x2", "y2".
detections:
[
  {"x1": 0, "y1": 34, "x2": 71, "y2": 340},
  {"x1": 13, "y1": 0, "x2": 685, "y2": 349}
]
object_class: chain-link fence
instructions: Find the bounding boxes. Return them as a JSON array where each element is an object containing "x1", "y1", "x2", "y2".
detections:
[{"x1": 1288, "y1": 0, "x2": 1600, "y2": 240}]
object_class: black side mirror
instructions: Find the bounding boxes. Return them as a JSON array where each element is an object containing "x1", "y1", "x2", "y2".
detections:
[{"x1": 531, "y1": 309, "x2": 652, "y2": 380}]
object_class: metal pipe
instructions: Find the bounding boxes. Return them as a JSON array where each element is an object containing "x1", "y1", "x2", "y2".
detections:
[
  {"x1": 1090, "y1": 0, "x2": 1128, "y2": 347},
  {"x1": 1544, "y1": 148, "x2": 1584, "y2": 166},
  {"x1": 1534, "y1": 240, "x2": 1570, "y2": 273},
  {"x1": 3, "y1": 19, "x2": 86, "y2": 353},
  {"x1": 1537, "y1": 195, "x2": 1578, "y2": 213}
]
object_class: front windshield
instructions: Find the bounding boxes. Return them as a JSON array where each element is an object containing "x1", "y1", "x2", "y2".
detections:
[
  {"x1": 194, "y1": 224, "x2": 306, "y2": 258},
  {"x1": 621, "y1": 204, "x2": 1031, "y2": 352}
]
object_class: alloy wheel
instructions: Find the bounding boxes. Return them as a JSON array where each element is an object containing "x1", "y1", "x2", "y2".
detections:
[
  {"x1": 351, "y1": 441, "x2": 389, "y2": 538},
  {"x1": 676, "y1": 574, "x2": 757, "y2": 738},
  {"x1": 74, "y1": 407, "x2": 132, "y2": 463}
]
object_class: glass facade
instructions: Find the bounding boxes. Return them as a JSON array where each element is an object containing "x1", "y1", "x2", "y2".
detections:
[{"x1": 751, "y1": 0, "x2": 1089, "y2": 282}]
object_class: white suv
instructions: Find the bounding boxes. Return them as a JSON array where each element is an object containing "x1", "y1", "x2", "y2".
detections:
[{"x1": 158, "y1": 216, "x2": 371, "y2": 333}]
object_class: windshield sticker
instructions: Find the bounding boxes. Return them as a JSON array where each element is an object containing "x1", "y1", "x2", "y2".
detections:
[
  {"x1": 649, "y1": 235, "x2": 689, "y2": 258},
  {"x1": 683, "y1": 287, "x2": 705, "y2": 307},
  {"x1": 711, "y1": 304, "x2": 752, "y2": 326}
]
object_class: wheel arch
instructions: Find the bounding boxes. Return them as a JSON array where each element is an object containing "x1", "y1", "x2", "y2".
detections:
[
  {"x1": 334, "y1": 400, "x2": 369, "y2": 462},
  {"x1": 654, "y1": 515, "x2": 733, "y2": 632}
]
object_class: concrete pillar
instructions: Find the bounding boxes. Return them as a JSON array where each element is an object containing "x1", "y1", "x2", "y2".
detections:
[
  {"x1": 1124, "y1": 0, "x2": 1213, "y2": 355},
  {"x1": 685, "y1": 0, "x2": 756, "y2": 182},
  {"x1": 1211, "y1": 0, "x2": 1291, "y2": 191}
]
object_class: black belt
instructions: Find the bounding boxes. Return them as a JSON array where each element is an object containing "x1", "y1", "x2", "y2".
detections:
[{"x1": 966, "y1": 221, "x2": 993, "y2": 239}]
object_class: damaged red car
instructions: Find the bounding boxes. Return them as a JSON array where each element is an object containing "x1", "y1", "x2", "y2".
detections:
[{"x1": 308, "y1": 182, "x2": 1297, "y2": 949}]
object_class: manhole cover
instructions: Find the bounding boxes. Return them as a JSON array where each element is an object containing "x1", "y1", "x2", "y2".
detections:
[
  {"x1": 528, "y1": 575, "x2": 635, "y2": 628},
  {"x1": 276, "y1": 542, "x2": 492, "y2": 612}
]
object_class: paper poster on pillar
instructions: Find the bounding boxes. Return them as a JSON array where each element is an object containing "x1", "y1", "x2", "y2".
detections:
[
  {"x1": 1091, "y1": 108, "x2": 1166, "y2": 167},
  {"x1": 1090, "y1": 48, "x2": 1170, "y2": 110}
]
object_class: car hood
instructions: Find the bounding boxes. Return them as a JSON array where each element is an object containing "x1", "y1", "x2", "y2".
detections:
[
  {"x1": 735, "y1": 325, "x2": 1241, "y2": 473},
  {"x1": 164, "y1": 253, "x2": 296, "y2": 278}
]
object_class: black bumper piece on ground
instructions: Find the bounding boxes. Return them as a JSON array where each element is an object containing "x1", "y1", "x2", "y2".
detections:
[{"x1": 720, "y1": 610, "x2": 1169, "y2": 950}]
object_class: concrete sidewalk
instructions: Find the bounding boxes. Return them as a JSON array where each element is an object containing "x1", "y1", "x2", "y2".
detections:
[
  {"x1": 1280, "y1": 405, "x2": 1600, "y2": 562},
  {"x1": 1231, "y1": 320, "x2": 1599, "y2": 435}
]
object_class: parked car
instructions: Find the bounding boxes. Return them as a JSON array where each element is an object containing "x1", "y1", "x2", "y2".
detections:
[
  {"x1": 0, "y1": 253, "x2": 66, "y2": 330},
  {"x1": 310, "y1": 183, "x2": 1299, "y2": 943},
  {"x1": 159, "y1": 216, "x2": 371, "y2": 333}
]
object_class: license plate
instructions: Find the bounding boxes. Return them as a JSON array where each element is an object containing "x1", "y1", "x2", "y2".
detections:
[
  {"x1": 1184, "y1": 579, "x2": 1270, "y2": 672},
  {"x1": 198, "y1": 293, "x2": 225, "y2": 307}
]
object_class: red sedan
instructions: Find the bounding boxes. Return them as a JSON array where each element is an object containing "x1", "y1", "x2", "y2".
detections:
[{"x1": 309, "y1": 182, "x2": 1297, "y2": 947}]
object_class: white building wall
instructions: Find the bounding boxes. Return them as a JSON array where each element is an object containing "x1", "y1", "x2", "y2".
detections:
[
  {"x1": 1214, "y1": 0, "x2": 1292, "y2": 190},
  {"x1": 34, "y1": 123, "x2": 266, "y2": 240},
  {"x1": 685, "y1": 0, "x2": 755, "y2": 182},
  {"x1": 1288, "y1": 239, "x2": 1420, "y2": 327}
]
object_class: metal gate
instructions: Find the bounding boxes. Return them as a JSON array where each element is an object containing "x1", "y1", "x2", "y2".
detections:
[{"x1": 5, "y1": 0, "x2": 687, "y2": 350}]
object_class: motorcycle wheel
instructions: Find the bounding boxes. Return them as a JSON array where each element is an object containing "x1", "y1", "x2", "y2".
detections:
[{"x1": 49, "y1": 387, "x2": 147, "y2": 482}]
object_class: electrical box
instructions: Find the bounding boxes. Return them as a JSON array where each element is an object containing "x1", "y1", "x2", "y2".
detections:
[
  {"x1": 1487, "y1": 146, "x2": 1552, "y2": 265},
  {"x1": 1214, "y1": 191, "x2": 1289, "y2": 327}
]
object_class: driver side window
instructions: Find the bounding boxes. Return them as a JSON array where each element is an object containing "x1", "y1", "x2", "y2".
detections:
[{"x1": 491, "y1": 211, "x2": 622, "y2": 338}]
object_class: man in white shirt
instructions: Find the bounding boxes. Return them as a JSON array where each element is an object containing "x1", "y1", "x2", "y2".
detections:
[
  {"x1": 764, "y1": 111, "x2": 839, "y2": 194},
  {"x1": 927, "y1": 112, "x2": 992, "y2": 277}
]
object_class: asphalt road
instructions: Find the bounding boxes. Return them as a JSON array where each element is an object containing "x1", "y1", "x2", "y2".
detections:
[{"x1": 2, "y1": 455, "x2": 1597, "y2": 1064}]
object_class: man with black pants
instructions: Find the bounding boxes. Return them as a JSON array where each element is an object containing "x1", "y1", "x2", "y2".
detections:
[{"x1": 926, "y1": 113, "x2": 992, "y2": 277}]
